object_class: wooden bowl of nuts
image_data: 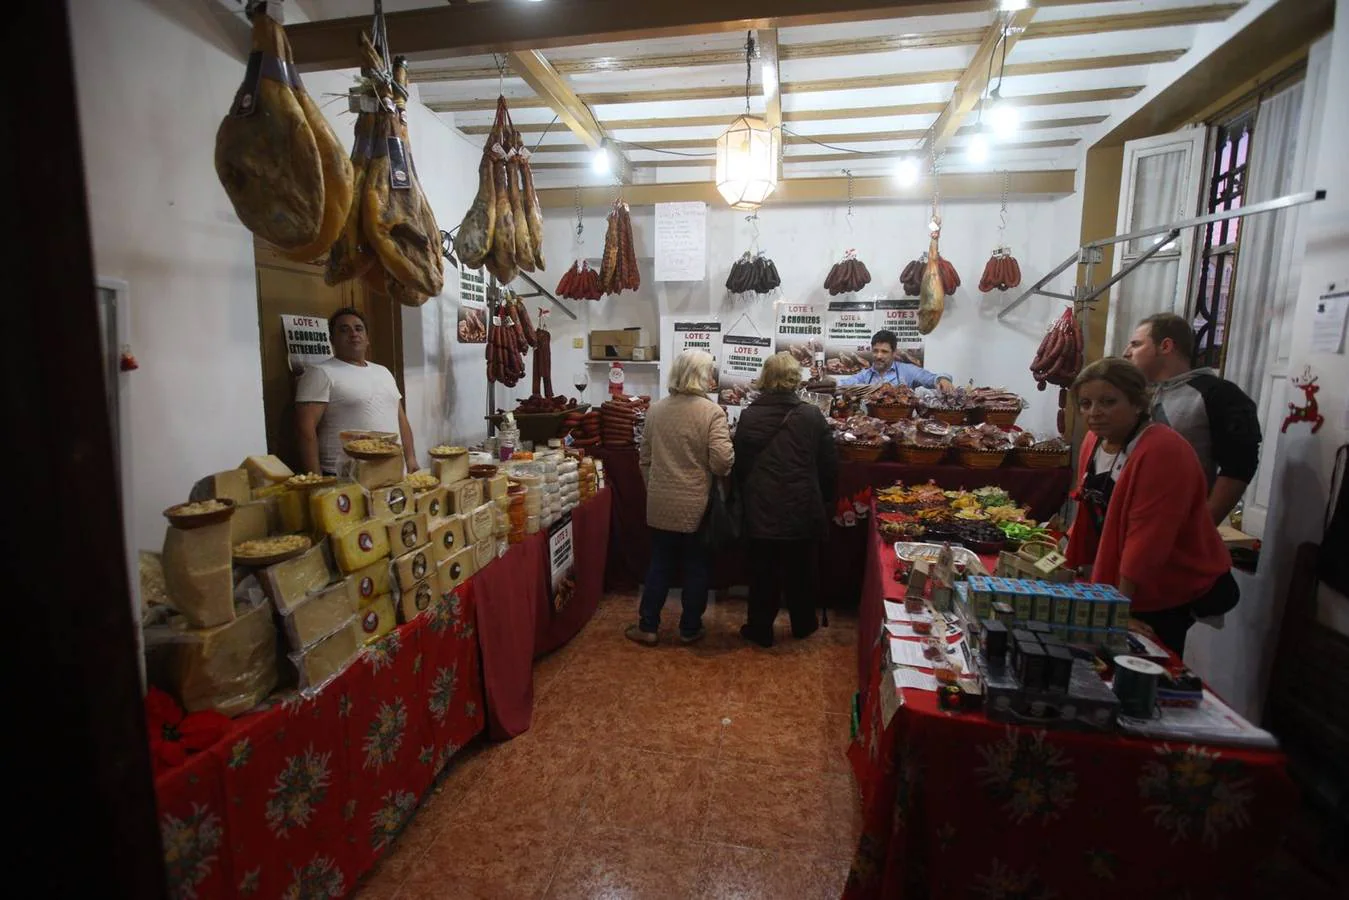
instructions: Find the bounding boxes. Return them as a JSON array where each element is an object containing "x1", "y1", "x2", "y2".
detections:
[
  {"x1": 163, "y1": 498, "x2": 236, "y2": 529},
  {"x1": 232, "y1": 534, "x2": 313, "y2": 566},
  {"x1": 344, "y1": 438, "x2": 402, "y2": 460}
]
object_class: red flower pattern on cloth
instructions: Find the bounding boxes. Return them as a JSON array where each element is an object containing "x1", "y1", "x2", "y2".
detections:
[{"x1": 145, "y1": 687, "x2": 233, "y2": 774}]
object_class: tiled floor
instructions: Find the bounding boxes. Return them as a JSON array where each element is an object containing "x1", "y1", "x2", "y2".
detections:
[{"x1": 352, "y1": 592, "x2": 862, "y2": 899}]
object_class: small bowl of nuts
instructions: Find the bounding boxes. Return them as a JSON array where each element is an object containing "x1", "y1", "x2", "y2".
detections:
[
  {"x1": 286, "y1": 473, "x2": 337, "y2": 490},
  {"x1": 163, "y1": 498, "x2": 236, "y2": 529},
  {"x1": 233, "y1": 533, "x2": 313, "y2": 566},
  {"x1": 406, "y1": 471, "x2": 441, "y2": 492},
  {"x1": 344, "y1": 438, "x2": 402, "y2": 460}
]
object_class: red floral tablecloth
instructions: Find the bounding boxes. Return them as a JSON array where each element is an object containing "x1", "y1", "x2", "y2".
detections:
[{"x1": 844, "y1": 519, "x2": 1296, "y2": 899}]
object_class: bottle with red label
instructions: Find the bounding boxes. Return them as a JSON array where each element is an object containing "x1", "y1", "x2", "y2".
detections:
[{"x1": 608, "y1": 362, "x2": 625, "y2": 397}]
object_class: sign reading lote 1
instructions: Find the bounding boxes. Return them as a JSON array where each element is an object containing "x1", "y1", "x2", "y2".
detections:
[{"x1": 281, "y1": 314, "x2": 332, "y2": 373}]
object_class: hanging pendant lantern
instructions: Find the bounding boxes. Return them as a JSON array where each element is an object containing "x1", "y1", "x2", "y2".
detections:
[{"x1": 715, "y1": 115, "x2": 779, "y2": 211}]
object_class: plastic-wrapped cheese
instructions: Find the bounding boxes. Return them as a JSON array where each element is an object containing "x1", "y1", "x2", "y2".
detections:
[
  {"x1": 332, "y1": 519, "x2": 392, "y2": 574},
  {"x1": 392, "y1": 545, "x2": 434, "y2": 591},
  {"x1": 310, "y1": 483, "x2": 367, "y2": 535},
  {"x1": 415, "y1": 485, "x2": 449, "y2": 521},
  {"x1": 356, "y1": 593, "x2": 397, "y2": 644},
  {"x1": 386, "y1": 512, "x2": 430, "y2": 555},
  {"x1": 350, "y1": 558, "x2": 391, "y2": 604},
  {"x1": 473, "y1": 539, "x2": 495, "y2": 574},
  {"x1": 438, "y1": 547, "x2": 476, "y2": 593},
  {"x1": 398, "y1": 578, "x2": 436, "y2": 623},
  {"x1": 169, "y1": 599, "x2": 278, "y2": 716},
  {"x1": 290, "y1": 619, "x2": 360, "y2": 689},
  {"x1": 281, "y1": 578, "x2": 357, "y2": 650},
  {"x1": 464, "y1": 503, "x2": 495, "y2": 544},
  {"x1": 369, "y1": 482, "x2": 413, "y2": 521},
  {"x1": 242, "y1": 455, "x2": 294, "y2": 487},
  {"x1": 428, "y1": 515, "x2": 467, "y2": 567},
  {"x1": 445, "y1": 479, "x2": 484, "y2": 515},
  {"x1": 258, "y1": 540, "x2": 335, "y2": 613}
]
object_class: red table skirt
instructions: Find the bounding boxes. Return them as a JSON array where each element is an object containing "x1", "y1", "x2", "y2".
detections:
[
  {"x1": 593, "y1": 448, "x2": 1071, "y2": 607},
  {"x1": 844, "y1": 518, "x2": 1296, "y2": 899},
  {"x1": 152, "y1": 490, "x2": 612, "y2": 897}
]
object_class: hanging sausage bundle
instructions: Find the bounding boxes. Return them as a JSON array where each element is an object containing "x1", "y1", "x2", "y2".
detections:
[
  {"x1": 900, "y1": 252, "x2": 960, "y2": 298},
  {"x1": 725, "y1": 252, "x2": 782, "y2": 297},
  {"x1": 453, "y1": 97, "x2": 546, "y2": 285},
  {"x1": 531, "y1": 310, "x2": 553, "y2": 398},
  {"x1": 556, "y1": 261, "x2": 603, "y2": 300},
  {"x1": 1029, "y1": 307, "x2": 1083, "y2": 391},
  {"x1": 599, "y1": 200, "x2": 640, "y2": 296},
  {"x1": 823, "y1": 251, "x2": 872, "y2": 295},
  {"x1": 978, "y1": 249, "x2": 1022, "y2": 292},
  {"x1": 215, "y1": 1, "x2": 353, "y2": 259},
  {"x1": 486, "y1": 294, "x2": 538, "y2": 387}
]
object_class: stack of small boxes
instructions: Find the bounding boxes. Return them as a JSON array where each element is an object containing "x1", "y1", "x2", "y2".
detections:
[{"x1": 966, "y1": 576, "x2": 1131, "y2": 647}]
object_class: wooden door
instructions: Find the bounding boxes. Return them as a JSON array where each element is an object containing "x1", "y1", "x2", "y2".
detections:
[{"x1": 254, "y1": 239, "x2": 403, "y2": 470}]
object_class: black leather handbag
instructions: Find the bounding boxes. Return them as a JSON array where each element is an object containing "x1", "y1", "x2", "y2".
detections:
[{"x1": 699, "y1": 406, "x2": 796, "y2": 551}]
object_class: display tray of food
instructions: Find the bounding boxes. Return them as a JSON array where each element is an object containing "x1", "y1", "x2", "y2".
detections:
[
  {"x1": 428, "y1": 444, "x2": 467, "y2": 460},
  {"x1": 233, "y1": 534, "x2": 313, "y2": 566},
  {"x1": 285, "y1": 473, "x2": 337, "y2": 490},
  {"x1": 164, "y1": 499, "x2": 236, "y2": 529},
  {"x1": 1011, "y1": 434, "x2": 1071, "y2": 468},
  {"x1": 875, "y1": 482, "x2": 1045, "y2": 550},
  {"x1": 864, "y1": 383, "x2": 917, "y2": 422},
  {"x1": 894, "y1": 542, "x2": 983, "y2": 568},
  {"x1": 344, "y1": 438, "x2": 401, "y2": 460},
  {"x1": 968, "y1": 387, "x2": 1027, "y2": 427},
  {"x1": 406, "y1": 471, "x2": 441, "y2": 492}
]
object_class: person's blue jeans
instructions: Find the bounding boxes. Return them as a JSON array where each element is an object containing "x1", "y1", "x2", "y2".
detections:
[{"x1": 638, "y1": 528, "x2": 711, "y2": 637}]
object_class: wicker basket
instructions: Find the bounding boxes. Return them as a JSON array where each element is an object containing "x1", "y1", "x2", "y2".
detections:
[
  {"x1": 1011, "y1": 448, "x2": 1070, "y2": 469},
  {"x1": 981, "y1": 407, "x2": 1023, "y2": 427},
  {"x1": 838, "y1": 442, "x2": 887, "y2": 463},
  {"x1": 869, "y1": 404, "x2": 913, "y2": 423},
  {"x1": 894, "y1": 445, "x2": 947, "y2": 465},
  {"x1": 953, "y1": 448, "x2": 1008, "y2": 469},
  {"x1": 925, "y1": 408, "x2": 970, "y2": 426}
]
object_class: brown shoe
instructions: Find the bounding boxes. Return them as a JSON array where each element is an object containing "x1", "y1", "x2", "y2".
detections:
[{"x1": 625, "y1": 624, "x2": 658, "y2": 646}]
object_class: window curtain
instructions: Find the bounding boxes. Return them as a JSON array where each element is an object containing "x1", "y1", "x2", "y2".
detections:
[{"x1": 1222, "y1": 81, "x2": 1306, "y2": 403}]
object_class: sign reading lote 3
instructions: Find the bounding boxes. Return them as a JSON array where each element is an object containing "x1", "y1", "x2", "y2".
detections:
[{"x1": 280, "y1": 314, "x2": 332, "y2": 373}]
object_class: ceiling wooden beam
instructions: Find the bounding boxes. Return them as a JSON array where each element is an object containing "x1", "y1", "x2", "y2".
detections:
[
  {"x1": 533, "y1": 138, "x2": 1077, "y2": 168},
  {"x1": 505, "y1": 50, "x2": 632, "y2": 183},
  {"x1": 427, "y1": 50, "x2": 1181, "y2": 113},
  {"x1": 450, "y1": 89, "x2": 1138, "y2": 132},
  {"x1": 927, "y1": 9, "x2": 1036, "y2": 156},
  {"x1": 408, "y1": 4, "x2": 1239, "y2": 83},
  {"x1": 534, "y1": 170, "x2": 1077, "y2": 208},
  {"x1": 287, "y1": 0, "x2": 1018, "y2": 70},
  {"x1": 758, "y1": 28, "x2": 782, "y2": 180}
]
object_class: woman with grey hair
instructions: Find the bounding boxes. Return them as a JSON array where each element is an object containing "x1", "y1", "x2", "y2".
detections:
[{"x1": 626, "y1": 349, "x2": 734, "y2": 645}]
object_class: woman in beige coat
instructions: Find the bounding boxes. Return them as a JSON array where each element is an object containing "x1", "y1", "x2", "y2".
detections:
[{"x1": 626, "y1": 350, "x2": 734, "y2": 645}]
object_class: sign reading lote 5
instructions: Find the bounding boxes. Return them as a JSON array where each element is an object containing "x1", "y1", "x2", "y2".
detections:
[{"x1": 281, "y1": 314, "x2": 332, "y2": 373}]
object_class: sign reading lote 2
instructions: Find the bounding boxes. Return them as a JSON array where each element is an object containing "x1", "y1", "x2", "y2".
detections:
[
  {"x1": 548, "y1": 512, "x2": 576, "y2": 613},
  {"x1": 281, "y1": 314, "x2": 332, "y2": 373}
]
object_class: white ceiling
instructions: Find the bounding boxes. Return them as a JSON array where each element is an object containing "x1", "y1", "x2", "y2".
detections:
[{"x1": 294, "y1": 0, "x2": 1248, "y2": 188}]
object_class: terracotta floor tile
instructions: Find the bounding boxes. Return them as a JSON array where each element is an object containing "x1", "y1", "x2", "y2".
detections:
[
  {"x1": 703, "y1": 760, "x2": 860, "y2": 857},
  {"x1": 696, "y1": 844, "x2": 852, "y2": 900},
  {"x1": 436, "y1": 737, "x2": 595, "y2": 828},
  {"x1": 403, "y1": 811, "x2": 568, "y2": 899},
  {"x1": 542, "y1": 826, "x2": 706, "y2": 899},
  {"x1": 580, "y1": 747, "x2": 713, "y2": 839},
  {"x1": 609, "y1": 688, "x2": 727, "y2": 759},
  {"x1": 718, "y1": 702, "x2": 833, "y2": 770},
  {"x1": 723, "y1": 655, "x2": 828, "y2": 713},
  {"x1": 822, "y1": 714, "x2": 854, "y2": 775}
]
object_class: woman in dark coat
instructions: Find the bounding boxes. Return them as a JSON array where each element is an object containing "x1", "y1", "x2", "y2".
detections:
[{"x1": 733, "y1": 352, "x2": 838, "y2": 647}]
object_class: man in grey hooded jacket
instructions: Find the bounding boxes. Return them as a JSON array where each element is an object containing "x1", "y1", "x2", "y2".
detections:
[{"x1": 1124, "y1": 313, "x2": 1262, "y2": 525}]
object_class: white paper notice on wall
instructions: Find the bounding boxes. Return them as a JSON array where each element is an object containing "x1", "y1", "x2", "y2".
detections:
[
  {"x1": 280, "y1": 314, "x2": 332, "y2": 374},
  {"x1": 1310, "y1": 289, "x2": 1349, "y2": 354},
  {"x1": 654, "y1": 202, "x2": 707, "y2": 282}
]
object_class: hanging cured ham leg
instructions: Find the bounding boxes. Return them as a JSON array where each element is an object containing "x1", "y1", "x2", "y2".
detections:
[{"x1": 918, "y1": 221, "x2": 946, "y2": 334}]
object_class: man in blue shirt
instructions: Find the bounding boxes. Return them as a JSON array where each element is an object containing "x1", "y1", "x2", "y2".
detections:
[{"x1": 834, "y1": 329, "x2": 954, "y2": 390}]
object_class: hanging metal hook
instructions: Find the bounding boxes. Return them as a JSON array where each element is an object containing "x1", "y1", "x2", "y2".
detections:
[
  {"x1": 493, "y1": 52, "x2": 508, "y2": 97},
  {"x1": 843, "y1": 169, "x2": 855, "y2": 232},
  {"x1": 998, "y1": 170, "x2": 1010, "y2": 249},
  {"x1": 745, "y1": 213, "x2": 761, "y2": 253}
]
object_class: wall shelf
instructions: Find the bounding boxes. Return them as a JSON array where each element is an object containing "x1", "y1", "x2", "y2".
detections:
[{"x1": 586, "y1": 359, "x2": 660, "y2": 366}]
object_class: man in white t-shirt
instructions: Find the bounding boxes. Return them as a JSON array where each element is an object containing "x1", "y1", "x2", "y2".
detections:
[{"x1": 295, "y1": 308, "x2": 418, "y2": 475}]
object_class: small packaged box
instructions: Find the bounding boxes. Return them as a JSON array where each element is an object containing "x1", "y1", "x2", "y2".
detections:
[
  {"x1": 1111, "y1": 595, "x2": 1132, "y2": 629},
  {"x1": 983, "y1": 620, "x2": 1008, "y2": 667},
  {"x1": 992, "y1": 601, "x2": 1015, "y2": 624},
  {"x1": 1032, "y1": 587, "x2": 1053, "y2": 623},
  {"x1": 1072, "y1": 593, "x2": 1094, "y2": 628},
  {"x1": 1091, "y1": 596, "x2": 1114, "y2": 628},
  {"x1": 1051, "y1": 585, "x2": 1074, "y2": 625},
  {"x1": 1017, "y1": 642, "x2": 1048, "y2": 692},
  {"x1": 1045, "y1": 645, "x2": 1074, "y2": 693},
  {"x1": 1012, "y1": 587, "x2": 1032, "y2": 623}
]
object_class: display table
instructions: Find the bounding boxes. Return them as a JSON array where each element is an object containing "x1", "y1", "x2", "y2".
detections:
[
  {"x1": 594, "y1": 447, "x2": 1071, "y2": 607},
  {"x1": 844, "y1": 518, "x2": 1296, "y2": 899},
  {"x1": 151, "y1": 489, "x2": 612, "y2": 898}
]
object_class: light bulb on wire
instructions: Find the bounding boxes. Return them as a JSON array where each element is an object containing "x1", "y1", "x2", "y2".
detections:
[
  {"x1": 999, "y1": 0, "x2": 1029, "y2": 10},
  {"x1": 986, "y1": 89, "x2": 1020, "y2": 139},
  {"x1": 966, "y1": 132, "x2": 990, "y2": 165},
  {"x1": 591, "y1": 142, "x2": 611, "y2": 176},
  {"x1": 893, "y1": 156, "x2": 921, "y2": 187}
]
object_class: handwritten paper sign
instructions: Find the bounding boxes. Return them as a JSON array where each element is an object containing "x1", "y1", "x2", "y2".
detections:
[
  {"x1": 654, "y1": 202, "x2": 707, "y2": 282},
  {"x1": 280, "y1": 314, "x2": 332, "y2": 374}
]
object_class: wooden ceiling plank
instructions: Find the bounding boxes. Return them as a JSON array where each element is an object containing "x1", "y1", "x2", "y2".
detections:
[
  {"x1": 427, "y1": 51, "x2": 1178, "y2": 114},
  {"x1": 407, "y1": 4, "x2": 1238, "y2": 83},
  {"x1": 927, "y1": 8, "x2": 1037, "y2": 155}
]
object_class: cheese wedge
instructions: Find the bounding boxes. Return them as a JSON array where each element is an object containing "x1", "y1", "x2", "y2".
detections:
[
  {"x1": 350, "y1": 558, "x2": 392, "y2": 604},
  {"x1": 162, "y1": 521, "x2": 235, "y2": 628},
  {"x1": 290, "y1": 619, "x2": 359, "y2": 689},
  {"x1": 356, "y1": 593, "x2": 397, "y2": 644},
  {"x1": 281, "y1": 578, "x2": 357, "y2": 650},
  {"x1": 352, "y1": 456, "x2": 405, "y2": 491},
  {"x1": 486, "y1": 474, "x2": 509, "y2": 500},
  {"x1": 473, "y1": 538, "x2": 495, "y2": 574},
  {"x1": 428, "y1": 515, "x2": 467, "y2": 567},
  {"x1": 415, "y1": 485, "x2": 449, "y2": 521},
  {"x1": 230, "y1": 498, "x2": 275, "y2": 545},
  {"x1": 398, "y1": 578, "x2": 436, "y2": 623},
  {"x1": 464, "y1": 502, "x2": 495, "y2": 544},
  {"x1": 332, "y1": 519, "x2": 392, "y2": 574},
  {"x1": 370, "y1": 482, "x2": 413, "y2": 520},
  {"x1": 392, "y1": 545, "x2": 434, "y2": 590},
  {"x1": 242, "y1": 455, "x2": 294, "y2": 488},
  {"x1": 310, "y1": 483, "x2": 367, "y2": 535},
  {"x1": 438, "y1": 546, "x2": 476, "y2": 593},
  {"x1": 278, "y1": 489, "x2": 312, "y2": 534},
  {"x1": 386, "y1": 512, "x2": 431, "y2": 555},
  {"x1": 258, "y1": 541, "x2": 336, "y2": 613},
  {"x1": 169, "y1": 599, "x2": 277, "y2": 716},
  {"x1": 433, "y1": 452, "x2": 469, "y2": 485},
  {"x1": 445, "y1": 478, "x2": 484, "y2": 515},
  {"x1": 189, "y1": 469, "x2": 252, "y2": 505}
]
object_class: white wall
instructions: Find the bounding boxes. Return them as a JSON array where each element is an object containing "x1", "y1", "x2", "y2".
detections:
[
  {"x1": 1187, "y1": 7, "x2": 1349, "y2": 719},
  {"x1": 535, "y1": 188, "x2": 1085, "y2": 435}
]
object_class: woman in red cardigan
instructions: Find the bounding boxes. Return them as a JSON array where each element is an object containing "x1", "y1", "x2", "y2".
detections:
[{"x1": 1065, "y1": 358, "x2": 1237, "y2": 655}]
